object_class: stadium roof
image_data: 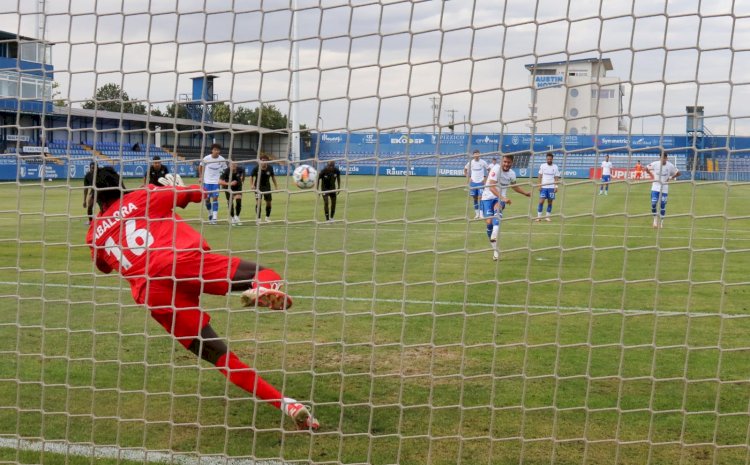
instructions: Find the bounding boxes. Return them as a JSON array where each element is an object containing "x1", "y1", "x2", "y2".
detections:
[
  {"x1": 0, "y1": 30, "x2": 53, "y2": 44},
  {"x1": 52, "y1": 106, "x2": 278, "y2": 135},
  {"x1": 525, "y1": 57, "x2": 613, "y2": 71}
]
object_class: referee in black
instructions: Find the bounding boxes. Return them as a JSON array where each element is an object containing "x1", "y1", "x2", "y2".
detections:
[
  {"x1": 317, "y1": 160, "x2": 341, "y2": 223},
  {"x1": 144, "y1": 155, "x2": 169, "y2": 185}
]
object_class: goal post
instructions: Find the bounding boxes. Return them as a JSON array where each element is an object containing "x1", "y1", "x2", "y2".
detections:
[{"x1": 1, "y1": 2, "x2": 750, "y2": 465}]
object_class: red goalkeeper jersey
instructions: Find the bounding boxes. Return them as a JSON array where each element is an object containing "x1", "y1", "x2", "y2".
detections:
[{"x1": 86, "y1": 185, "x2": 207, "y2": 279}]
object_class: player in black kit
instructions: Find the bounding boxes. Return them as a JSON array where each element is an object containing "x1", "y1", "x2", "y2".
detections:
[
  {"x1": 250, "y1": 155, "x2": 278, "y2": 223},
  {"x1": 144, "y1": 155, "x2": 169, "y2": 186},
  {"x1": 219, "y1": 160, "x2": 246, "y2": 226},
  {"x1": 317, "y1": 160, "x2": 341, "y2": 222},
  {"x1": 82, "y1": 161, "x2": 96, "y2": 224}
]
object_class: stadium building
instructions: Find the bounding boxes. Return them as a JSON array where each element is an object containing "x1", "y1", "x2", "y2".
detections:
[
  {"x1": 525, "y1": 57, "x2": 626, "y2": 135},
  {"x1": 0, "y1": 31, "x2": 293, "y2": 181}
]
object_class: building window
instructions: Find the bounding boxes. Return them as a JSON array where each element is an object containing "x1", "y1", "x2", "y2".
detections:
[
  {"x1": 570, "y1": 88, "x2": 579, "y2": 97},
  {"x1": 569, "y1": 127, "x2": 579, "y2": 135},
  {"x1": 21, "y1": 79, "x2": 37, "y2": 99},
  {"x1": 533, "y1": 69, "x2": 557, "y2": 75},
  {"x1": 569, "y1": 108, "x2": 579, "y2": 117}
]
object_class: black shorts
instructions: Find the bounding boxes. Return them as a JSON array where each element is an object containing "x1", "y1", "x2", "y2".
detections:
[
  {"x1": 256, "y1": 191, "x2": 272, "y2": 201},
  {"x1": 322, "y1": 192, "x2": 337, "y2": 199},
  {"x1": 224, "y1": 185, "x2": 243, "y2": 199}
]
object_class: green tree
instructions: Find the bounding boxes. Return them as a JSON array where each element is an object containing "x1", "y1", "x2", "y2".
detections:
[
  {"x1": 230, "y1": 104, "x2": 289, "y2": 129},
  {"x1": 82, "y1": 83, "x2": 146, "y2": 114},
  {"x1": 149, "y1": 107, "x2": 164, "y2": 117},
  {"x1": 165, "y1": 103, "x2": 188, "y2": 119},
  {"x1": 211, "y1": 102, "x2": 232, "y2": 123},
  {"x1": 232, "y1": 105, "x2": 254, "y2": 125},
  {"x1": 256, "y1": 104, "x2": 288, "y2": 129}
]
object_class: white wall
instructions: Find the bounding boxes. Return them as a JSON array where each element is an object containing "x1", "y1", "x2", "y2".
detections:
[{"x1": 530, "y1": 62, "x2": 623, "y2": 135}]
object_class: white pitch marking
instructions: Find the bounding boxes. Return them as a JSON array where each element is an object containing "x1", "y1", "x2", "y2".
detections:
[
  {"x1": 0, "y1": 436, "x2": 289, "y2": 465},
  {"x1": 0, "y1": 280, "x2": 738, "y2": 319}
]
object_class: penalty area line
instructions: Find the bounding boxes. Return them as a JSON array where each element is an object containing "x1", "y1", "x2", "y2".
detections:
[
  {"x1": 0, "y1": 436, "x2": 289, "y2": 465},
  {"x1": 0, "y1": 280, "x2": 731, "y2": 319}
]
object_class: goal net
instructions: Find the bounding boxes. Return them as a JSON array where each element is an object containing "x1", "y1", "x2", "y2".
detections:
[{"x1": 2, "y1": 1, "x2": 749, "y2": 464}]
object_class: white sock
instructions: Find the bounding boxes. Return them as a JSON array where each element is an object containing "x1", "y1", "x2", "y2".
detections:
[
  {"x1": 546, "y1": 211, "x2": 551, "y2": 217},
  {"x1": 490, "y1": 225, "x2": 499, "y2": 241},
  {"x1": 490, "y1": 240, "x2": 497, "y2": 251}
]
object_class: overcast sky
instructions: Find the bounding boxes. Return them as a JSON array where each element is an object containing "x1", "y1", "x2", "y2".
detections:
[{"x1": 1, "y1": 0, "x2": 748, "y2": 135}]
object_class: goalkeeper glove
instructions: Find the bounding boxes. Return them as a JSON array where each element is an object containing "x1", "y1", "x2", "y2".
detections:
[{"x1": 157, "y1": 173, "x2": 184, "y2": 187}]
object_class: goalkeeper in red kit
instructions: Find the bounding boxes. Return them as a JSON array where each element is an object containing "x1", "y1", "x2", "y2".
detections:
[{"x1": 85, "y1": 167, "x2": 319, "y2": 430}]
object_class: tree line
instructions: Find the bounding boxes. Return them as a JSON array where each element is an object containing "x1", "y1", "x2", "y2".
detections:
[{"x1": 80, "y1": 83, "x2": 292, "y2": 130}]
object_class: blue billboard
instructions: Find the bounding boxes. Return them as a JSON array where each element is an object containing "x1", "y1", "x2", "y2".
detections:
[
  {"x1": 0, "y1": 157, "x2": 196, "y2": 181},
  {"x1": 316, "y1": 132, "x2": 685, "y2": 156}
]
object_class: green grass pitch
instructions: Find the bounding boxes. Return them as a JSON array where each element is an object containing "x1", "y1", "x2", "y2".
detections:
[{"x1": 0, "y1": 175, "x2": 749, "y2": 464}]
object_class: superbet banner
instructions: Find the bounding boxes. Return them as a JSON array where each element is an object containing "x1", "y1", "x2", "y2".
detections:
[{"x1": 589, "y1": 167, "x2": 648, "y2": 180}]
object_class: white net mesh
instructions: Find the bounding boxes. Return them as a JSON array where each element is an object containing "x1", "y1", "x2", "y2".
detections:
[{"x1": 1, "y1": 1, "x2": 750, "y2": 464}]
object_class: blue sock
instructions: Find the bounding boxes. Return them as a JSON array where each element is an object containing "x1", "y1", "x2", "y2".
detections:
[
  {"x1": 474, "y1": 199, "x2": 479, "y2": 210},
  {"x1": 212, "y1": 200, "x2": 219, "y2": 214},
  {"x1": 546, "y1": 204, "x2": 552, "y2": 214},
  {"x1": 486, "y1": 223, "x2": 492, "y2": 238},
  {"x1": 651, "y1": 202, "x2": 657, "y2": 215},
  {"x1": 537, "y1": 203, "x2": 543, "y2": 213}
]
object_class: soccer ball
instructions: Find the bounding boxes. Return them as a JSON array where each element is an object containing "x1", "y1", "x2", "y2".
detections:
[{"x1": 292, "y1": 164, "x2": 317, "y2": 189}]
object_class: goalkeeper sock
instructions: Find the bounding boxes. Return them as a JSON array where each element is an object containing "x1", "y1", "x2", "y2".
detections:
[
  {"x1": 255, "y1": 268, "x2": 282, "y2": 289},
  {"x1": 235, "y1": 199, "x2": 242, "y2": 216},
  {"x1": 216, "y1": 352, "x2": 283, "y2": 409},
  {"x1": 266, "y1": 205, "x2": 272, "y2": 218}
]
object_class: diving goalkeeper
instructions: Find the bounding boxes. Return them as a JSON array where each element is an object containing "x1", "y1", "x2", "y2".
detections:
[{"x1": 85, "y1": 167, "x2": 319, "y2": 430}]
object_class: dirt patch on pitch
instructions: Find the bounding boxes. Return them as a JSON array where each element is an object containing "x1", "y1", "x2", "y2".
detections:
[{"x1": 314, "y1": 344, "x2": 464, "y2": 376}]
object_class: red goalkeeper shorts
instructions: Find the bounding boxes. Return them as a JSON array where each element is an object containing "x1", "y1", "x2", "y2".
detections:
[{"x1": 131, "y1": 252, "x2": 241, "y2": 347}]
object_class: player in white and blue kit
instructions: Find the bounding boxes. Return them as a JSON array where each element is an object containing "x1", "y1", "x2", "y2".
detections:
[
  {"x1": 480, "y1": 154, "x2": 531, "y2": 261},
  {"x1": 644, "y1": 152, "x2": 680, "y2": 228},
  {"x1": 464, "y1": 150, "x2": 489, "y2": 219},
  {"x1": 198, "y1": 143, "x2": 228, "y2": 225},
  {"x1": 536, "y1": 152, "x2": 561, "y2": 222},
  {"x1": 599, "y1": 154, "x2": 613, "y2": 195}
]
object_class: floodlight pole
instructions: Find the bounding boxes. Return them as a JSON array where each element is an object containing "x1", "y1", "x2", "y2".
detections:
[{"x1": 290, "y1": 0, "x2": 301, "y2": 162}]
